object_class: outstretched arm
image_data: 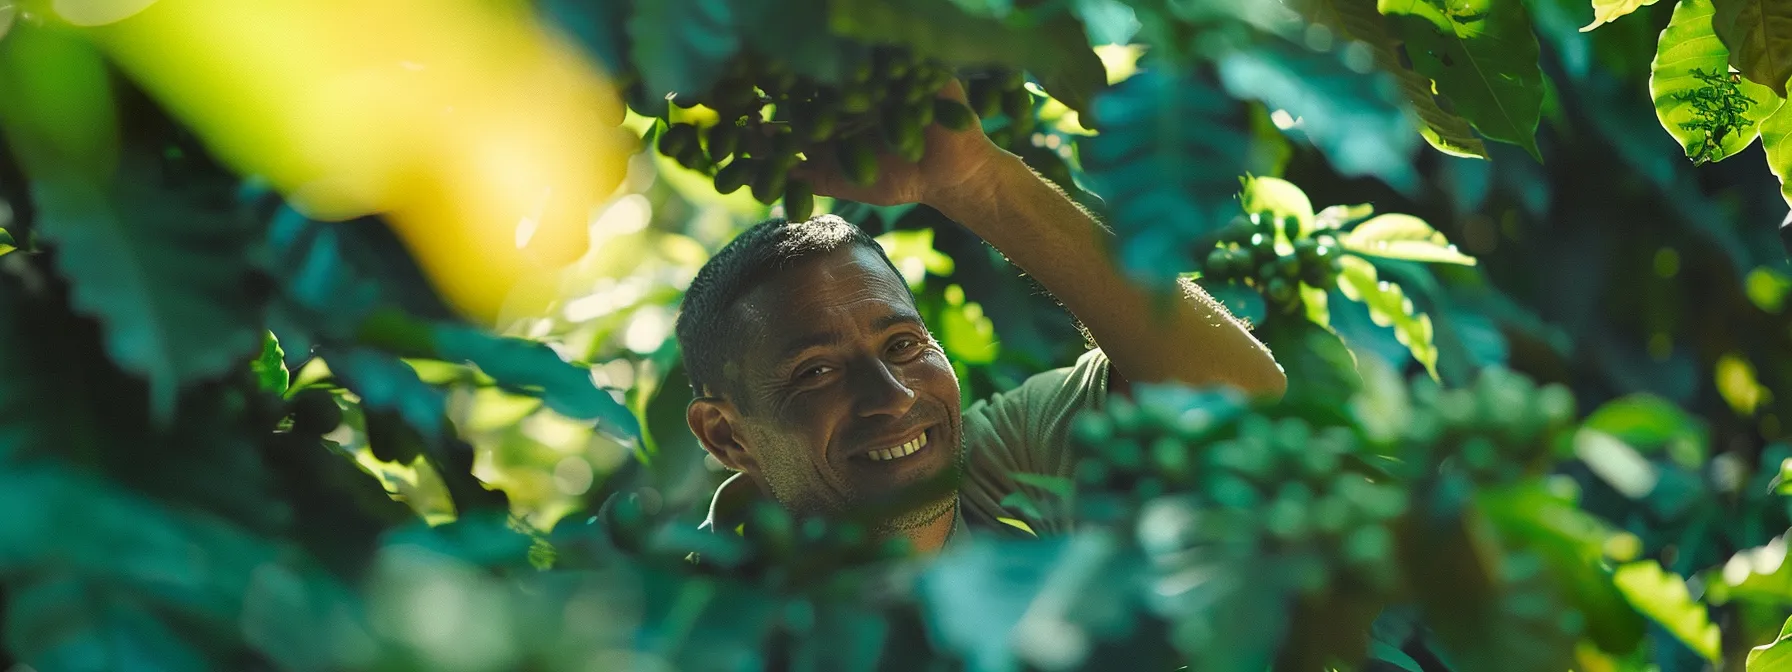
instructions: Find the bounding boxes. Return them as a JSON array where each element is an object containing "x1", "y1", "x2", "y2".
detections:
[{"x1": 796, "y1": 83, "x2": 1285, "y2": 398}]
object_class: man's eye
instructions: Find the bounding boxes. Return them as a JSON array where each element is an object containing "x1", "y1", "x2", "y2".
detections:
[{"x1": 799, "y1": 365, "x2": 834, "y2": 379}]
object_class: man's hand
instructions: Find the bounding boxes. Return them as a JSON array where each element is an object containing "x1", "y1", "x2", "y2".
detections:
[{"x1": 792, "y1": 80, "x2": 1004, "y2": 208}]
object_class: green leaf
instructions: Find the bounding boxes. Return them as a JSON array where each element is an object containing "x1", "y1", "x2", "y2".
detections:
[
  {"x1": 1035, "y1": 16, "x2": 1110, "y2": 126},
  {"x1": 540, "y1": 0, "x2": 631, "y2": 76},
  {"x1": 1336, "y1": 256, "x2": 1438, "y2": 379},
  {"x1": 1217, "y1": 42, "x2": 1420, "y2": 191},
  {"x1": 1581, "y1": 0, "x2": 1663, "y2": 32},
  {"x1": 1748, "y1": 615, "x2": 1792, "y2": 669},
  {"x1": 1240, "y1": 176, "x2": 1316, "y2": 235},
  {"x1": 1303, "y1": 0, "x2": 1488, "y2": 158},
  {"x1": 0, "y1": 22, "x2": 119, "y2": 181},
  {"x1": 1612, "y1": 560, "x2": 1722, "y2": 662},
  {"x1": 1651, "y1": 0, "x2": 1784, "y2": 164},
  {"x1": 433, "y1": 325, "x2": 642, "y2": 442},
  {"x1": 1761, "y1": 100, "x2": 1792, "y2": 207},
  {"x1": 31, "y1": 177, "x2": 264, "y2": 423},
  {"x1": 1582, "y1": 393, "x2": 1709, "y2": 468},
  {"x1": 0, "y1": 227, "x2": 15, "y2": 256},
  {"x1": 327, "y1": 348, "x2": 447, "y2": 443},
  {"x1": 251, "y1": 331, "x2": 289, "y2": 394},
  {"x1": 628, "y1": 0, "x2": 740, "y2": 98},
  {"x1": 1339, "y1": 213, "x2": 1478, "y2": 265},
  {"x1": 1380, "y1": 0, "x2": 1545, "y2": 160},
  {"x1": 1714, "y1": 0, "x2": 1792, "y2": 96},
  {"x1": 1259, "y1": 314, "x2": 1363, "y2": 414},
  {"x1": 1080, "y1": 69, "x2": 1257, "y2": 284},
  {"x1": 5, "y1": 575, "x2": 210, "y2": 672}
]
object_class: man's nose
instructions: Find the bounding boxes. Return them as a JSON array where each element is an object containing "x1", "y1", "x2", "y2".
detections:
[{"x1": 852, "y1": 359, "x2": 918, "y2": 418}]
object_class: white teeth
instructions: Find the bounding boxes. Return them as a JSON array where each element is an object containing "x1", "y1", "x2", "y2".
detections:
[{"x1": 866, "y1": 432, "x2": 929, "y2": 461}]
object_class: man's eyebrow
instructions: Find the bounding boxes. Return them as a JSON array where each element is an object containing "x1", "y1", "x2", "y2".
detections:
[
  {"x1": 771, "y1": 311, "x2": 926, "y2": 367},
  {"x1": 873, "y1": 311, "x2": 925, "y2": 333}
]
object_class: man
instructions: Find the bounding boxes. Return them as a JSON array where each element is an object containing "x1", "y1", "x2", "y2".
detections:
[{"x1": 672, "y1": 83, "x2": 1285, "y2": 554}]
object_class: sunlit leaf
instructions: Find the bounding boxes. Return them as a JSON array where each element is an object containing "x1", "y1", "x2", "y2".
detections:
[
  {"x1": 1380, "y1": 0, "x2": 1545, "y2": 160},
  {"x1": 1650, "y1": 0, "x2": 1784, "y2": 164},
  {"x1": 1217, "y1": 42, "x2": 1420, "y2": 191},
  {"x1": 1336, "y1": 256, "x2": 1438, "y2": 378},
  {"x1": 1581, "y1": 0, "x2": 1663, "y2": 32},
  {"x1": 1300, "y1": 0, "x2": 1488, "y2": 158},
  {"x1": 1611, "y1": 560, "x2": 1722, "y2": 662},
  {"x1": 1713, "y1": 0, "x2": 1792, "y2": 96},
  {"x1": 252, "y1": 331, "x2": 289, "y2": 394},
  {"x1": 1748, "y1": 614, "x2": 1792, "y2": 669},
  {"x1": 1339, "y1": 213, "x2": 1478, "y2": 265},
  {"x1": 1760, "y1": 99, "x2": 1792, "y2": 207},
  {"x1": 1240, "y1": 176, "x2": 1316, "y2": 236},
  {"x1": 1582, "y1": 393, "x2": 1708, "y2": 468}
]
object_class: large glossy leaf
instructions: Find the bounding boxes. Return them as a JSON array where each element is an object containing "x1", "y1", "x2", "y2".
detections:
[
  {"x1": 1302, "y1": 0, "x2": 1488, "y2": 158},
  {"x1": 31, "y1": 177, "x2": 264, "y2": 423},
  {"x1": 1339, "y1": 214, "x2": 1478, "y2": 265},
  {"x1": 1582, "y1": 0, "x2": 1663, "y2": 31},
  {"x1": 1714, "y1": 0, "x2": 1792, "y2": 96},
  {"x1": 628, "y1": 0, "x2": 740, "y2": 97},
  {"x1": 1217, "y1": 42, "x2": 1420, "y2": 191},
  {"x1": 1611, "y1": 560, "x2": 1722, "y2": 662},
  {"x1": 1336, "y1": 256, "x2": 1439, "y2": 379},
  {"x1": 1380, "y1": 0, "x2": 1545, "y2": 160},
  {"x1": 1651, "y1": 0, "x2": 1784, "y2": 164},
  {"x1": 1763, "y1": 98, "x2": 1792, "y2": 207},
  {"x1": 1080, "y1": 68, "x2": 1255, "y2": 284}
]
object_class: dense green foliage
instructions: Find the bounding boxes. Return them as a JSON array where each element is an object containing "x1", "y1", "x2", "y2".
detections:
[{"x1": 8, "y1": 0, "x2": 1792, "y2": 670}]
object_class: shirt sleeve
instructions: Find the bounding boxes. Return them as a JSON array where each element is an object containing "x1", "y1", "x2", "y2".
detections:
[{"x1": 956, "y1": 347, "x2": 1112, "y2": 537}]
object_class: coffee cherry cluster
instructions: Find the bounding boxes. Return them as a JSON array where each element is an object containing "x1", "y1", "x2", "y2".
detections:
[
  {"x1": 1200, "y1": 213, "x2": 1344, "y2": 310},
  {"x1": 1070, "y1": 394, "x2": 1409, "y2": 596},
  {"x1": 646, "y1": 47, "x2": 982, "y2": 222},
  {"x1": 1403, "y1": 368, "x2": 1577, "y2": 484}
]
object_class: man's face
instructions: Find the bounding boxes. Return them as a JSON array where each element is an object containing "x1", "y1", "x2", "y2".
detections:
[{"x1": 699, "y1": 245, "x2": 965, "y2": 529}]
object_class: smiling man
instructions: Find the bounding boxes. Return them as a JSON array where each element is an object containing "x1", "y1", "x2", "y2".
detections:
[{"x1": 672, "y1": 83, "x2": 1285, "y2": 553}]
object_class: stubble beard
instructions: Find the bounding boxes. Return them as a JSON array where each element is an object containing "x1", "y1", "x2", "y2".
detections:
[{"x1": 762, "y1": 430, "x2": 970, "y2": 538}]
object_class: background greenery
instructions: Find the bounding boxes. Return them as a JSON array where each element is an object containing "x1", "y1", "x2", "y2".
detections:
[{"x1": 7, "y1": 0, "x2": 1792, "y2": 670}]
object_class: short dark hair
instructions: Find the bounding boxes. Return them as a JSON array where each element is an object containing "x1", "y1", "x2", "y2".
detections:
[{"x1": 676, "y1": 214, "x2": 903, "y2": 399}]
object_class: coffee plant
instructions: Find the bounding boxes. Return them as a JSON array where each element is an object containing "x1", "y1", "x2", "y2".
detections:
[{"x1": 6, "y1": 0, "x2": 1792, "y2": 670}]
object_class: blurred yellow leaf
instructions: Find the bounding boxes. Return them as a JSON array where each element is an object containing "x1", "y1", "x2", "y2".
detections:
[{"x1": 75, "y1": 0, "x2": 635, "y2": 322}]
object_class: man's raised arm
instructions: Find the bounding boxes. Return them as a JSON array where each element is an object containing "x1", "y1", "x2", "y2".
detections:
[{"x1": 795, "y1": 83, "x2": 1286, "y2": 398}]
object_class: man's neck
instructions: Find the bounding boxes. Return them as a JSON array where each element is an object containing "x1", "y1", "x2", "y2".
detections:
[{"x1": 901, "y1": 498, "x2": 958, "y2": 554}]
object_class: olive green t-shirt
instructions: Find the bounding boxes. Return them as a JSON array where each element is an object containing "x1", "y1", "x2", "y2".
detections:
[{"x1": 700, "y1": 348, "x2": 1113, "y2": 543}]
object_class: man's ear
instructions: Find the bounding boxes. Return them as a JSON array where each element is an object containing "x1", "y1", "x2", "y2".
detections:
[{"x1": 688, "y1": 397, "x2": 757, "y2": 474}]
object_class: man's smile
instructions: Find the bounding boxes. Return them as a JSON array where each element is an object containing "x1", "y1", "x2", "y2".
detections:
[{"x1": 862, "y1": 430, "x2": 929, "y2": 462}]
